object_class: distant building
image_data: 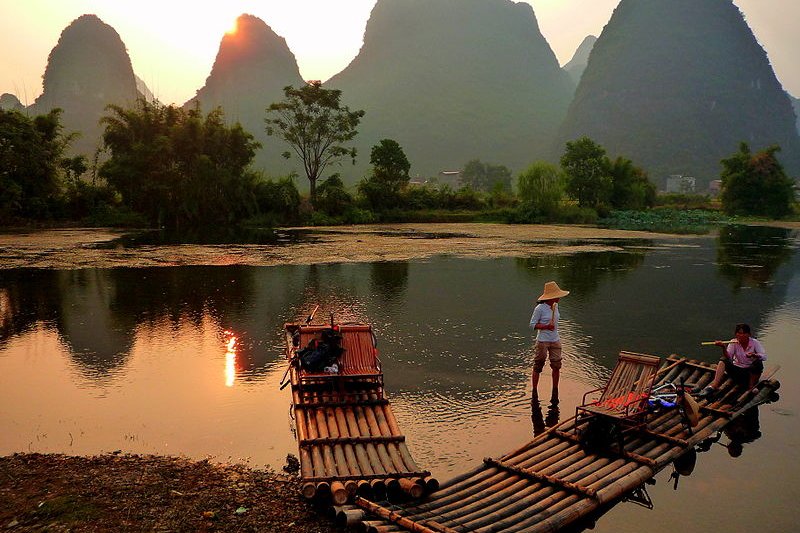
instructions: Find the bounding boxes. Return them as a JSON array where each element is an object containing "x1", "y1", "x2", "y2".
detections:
[
  {"x1": 665, "y1": 174, "x2": 696, "y2": 194},
  {"x1": 708, "y1": 180, "x2": 722, "y2": 197},
  {"x1": 438, "y1": 170, "x2": 461, "y2": 187}
]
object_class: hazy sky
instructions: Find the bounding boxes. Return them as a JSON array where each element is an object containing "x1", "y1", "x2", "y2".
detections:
[{"x1": 1, "y1": 0, "x2": 797, "y2": 106}]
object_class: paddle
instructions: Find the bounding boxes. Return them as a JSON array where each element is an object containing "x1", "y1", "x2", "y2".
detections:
[{"x1": 700, "y1": 340, "x2": 736, "y2": 346}]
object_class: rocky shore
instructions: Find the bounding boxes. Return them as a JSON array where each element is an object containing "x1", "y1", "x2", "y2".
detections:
[{"x1": 0, "y1": 453, "x2": 337, "y2": 532}]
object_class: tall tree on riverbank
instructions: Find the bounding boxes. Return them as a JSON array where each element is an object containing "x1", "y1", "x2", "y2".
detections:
[
  {"x1": 265, "y1": 81, "x2": 364, "y2": 202},
  {"x1": 720, "y1": 143, "x2": 795, "y2": 219},
  {"x1": 560, "y1": 137, "x2": 611, "y2": 209},
  {"x1": 101, "y1": 99, "x2": 261, "y2": 228}
]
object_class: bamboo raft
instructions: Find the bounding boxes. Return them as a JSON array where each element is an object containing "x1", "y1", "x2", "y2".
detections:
[
  {"x1": 284, "y1": 322, "x2": 437, "y2": 505},
  {"x1": 337, "y1": 354, "x2": 780, "y2": 533}
]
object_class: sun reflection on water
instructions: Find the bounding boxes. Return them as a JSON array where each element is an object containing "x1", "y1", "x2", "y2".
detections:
[{"x1": 224, "y1": 331, "x2": 237, "y2": 387}]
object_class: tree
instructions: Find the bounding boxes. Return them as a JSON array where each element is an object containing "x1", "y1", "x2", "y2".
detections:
[
  {"x1": 607, "y1": 156, "x2": 656, "y2": 210},
  {"x1": 560, "y1": 137, "x2": 611, "y2": 209},
  {"x1": 516, "y1": 162, "x2": 564, "y2": 217},
  {"x1": 460, "y1": 159, "x2": 512, "y2": 192},
  {"x1": 101, "y1": 99, "x2": 261, "y2": 228},
  {"x1": 265, "y1": 81, "x2": 365, "y2": 202},
  {"x1": 315, "y1": 174, "x2": 353, "y2": 217},
  {"x1": 720, "y1": 143, "x2": 796, "y2": 218},
  {"x1": 358, "y1": 139, "x2": 411, "y2": 211},
  {"x1": 0, "y1": 108, "x2": 78, "y2": 220},
  {"x1": 371, "y1": 139, "x2": 410, "y2": 188}
]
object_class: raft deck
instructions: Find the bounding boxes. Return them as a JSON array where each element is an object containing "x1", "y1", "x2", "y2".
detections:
[
  {"x1": 343, "y1": 354, "x2": 780, "y2": 533},
  {"x1": 284, "y1": 323, "x2": 435, "y2": 505}
]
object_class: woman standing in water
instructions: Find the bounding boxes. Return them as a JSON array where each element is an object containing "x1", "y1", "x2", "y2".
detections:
[{"x1": 530, "y1": 281, "x2": 569, "y2": 402}]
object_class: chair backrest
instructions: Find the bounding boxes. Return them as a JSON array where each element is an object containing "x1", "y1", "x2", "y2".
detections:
[
  {"x1": 294, "y1": 324, "x2": 380, "y2": 376},
  {"x1": 598, "y1": 351, "x2": 661, "y2": 415}
]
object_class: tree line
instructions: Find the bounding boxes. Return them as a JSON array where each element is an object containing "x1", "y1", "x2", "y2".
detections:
[{"x1": 1, "y1": 82, "x2": 796, "y2": 228}]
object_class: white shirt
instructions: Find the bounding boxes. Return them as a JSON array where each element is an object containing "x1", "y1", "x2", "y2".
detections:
[
  {"x1": 726, "y1": 337, "x2": 766, "y2": 368},
  {"x1": 530, "y1": 303, "x2": 559, "y2": 343}
]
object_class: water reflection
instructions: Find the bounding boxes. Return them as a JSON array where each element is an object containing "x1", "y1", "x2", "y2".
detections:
[
  {"x1": 370, "y1": 261, "x2": 409, "y2": 302},
  {"x1": 716, "y1": 225, "x2": 794, "y2": 291},
  {"x1": 516, "y1": 248, "x2": 647, "y2": 297},
  {"x1": 224, "y1": 331, "x2": 238, "y2": 387},
  {"x1": 698, "y1": 405, "x2": 764, "y2": 458},
  {"x1": 531, "y1": 399, "x2": 560, "y2": 436}
]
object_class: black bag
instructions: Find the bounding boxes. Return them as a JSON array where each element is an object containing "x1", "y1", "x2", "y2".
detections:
[{"x1": 298, "y1": 332, "x2": 342, "y2": 372}]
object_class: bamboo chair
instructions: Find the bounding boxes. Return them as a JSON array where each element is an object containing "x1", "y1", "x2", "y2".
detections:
[
  {"x1": 576, "y1": 351, "x2": 662, "y2": 443},
  {"x1": 287, "y1": 323, "x2": 383, "y2": 396}
]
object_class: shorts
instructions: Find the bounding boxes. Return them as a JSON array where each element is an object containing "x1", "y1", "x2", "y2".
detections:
[
  {"x1": 533, "y1": 341, "x2": 562, "y2": 373},
  {"x1": 722, "y1": 357, "x2": 763, "y2": 387}
]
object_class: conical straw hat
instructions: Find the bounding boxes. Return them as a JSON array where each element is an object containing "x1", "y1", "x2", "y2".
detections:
[{"x1": 538, "y1": 281, "x2": 569, "y2": 301}]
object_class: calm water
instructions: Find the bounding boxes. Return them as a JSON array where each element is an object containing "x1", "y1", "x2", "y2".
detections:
[{"x1": 1, "y1": 225, "x2": 798, "y2": 532}]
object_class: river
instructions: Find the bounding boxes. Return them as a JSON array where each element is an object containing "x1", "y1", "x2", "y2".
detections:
[{"x1": 0, "y1": 223, "x2": 797, "y2": 532}]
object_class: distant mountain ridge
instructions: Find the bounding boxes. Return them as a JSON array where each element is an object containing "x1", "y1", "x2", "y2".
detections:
[
  {"x1": 792, "y1": 95, "x2": 800, "y2": 134},
  {"x1": 328, "y1": 0, "x2": 574, "y2": 179},
  {"x1": 563, "y1": 35, "x2": 597, "y2": 85},
  {"x1": 28, "y1": 14, "x2": 139, "y2": 155},
  {"x1": 557, "y1": 0, "x2": 800, "y2": 187}
]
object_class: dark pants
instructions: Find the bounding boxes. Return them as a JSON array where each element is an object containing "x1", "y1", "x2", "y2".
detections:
[{"x1": 723, "y1": 358, "x2": 763, "y2": 387}]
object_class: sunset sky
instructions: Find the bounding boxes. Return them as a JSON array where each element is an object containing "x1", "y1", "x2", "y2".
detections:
[{"x1": 1, "y1": 0, "x2": 798, "y2": 106}]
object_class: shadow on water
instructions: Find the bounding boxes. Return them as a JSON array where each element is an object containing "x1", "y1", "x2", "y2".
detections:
[
  {"x1": 565, "y1": 401, "x2": 773, "y2": 532},
  {"x1": 716, "y1": 225, "x2": 794, "y2": 291}
]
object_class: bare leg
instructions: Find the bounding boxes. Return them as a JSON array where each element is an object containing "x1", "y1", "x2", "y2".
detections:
[
  {"x1": 709, "y1": 361, "x2": 726, "y2": 389},
  {"x1": 551, "y1": 368, "x2": 560, "y2": 402},
  {"x1": 531, "y1": 370, "x2": 540, "y2": 398},
  {"x1": 748, "y1": 372, "x2": 761, "y2": 390}
]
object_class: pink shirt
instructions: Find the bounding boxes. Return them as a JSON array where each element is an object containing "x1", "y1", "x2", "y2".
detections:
[{"x1": 726, "y1": 338, "x2": 766, "y2": 368}]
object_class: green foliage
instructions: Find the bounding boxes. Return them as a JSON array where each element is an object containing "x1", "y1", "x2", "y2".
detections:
[
  {"x1": 560, "y1": 137, "x2": 611, "y2": 209},
  {"x1": 600, "y1": 209, "x2": 727, "y2": 234},
  {"x1": 655, "y1": 193, "x2": 713, "y2": 209},
  {"x1": 460, "y1": 159, "x2": 512, "y2": 192},
  {"x1": 516, "y1": 162, "x2": 564, "y2": 218},
  {"x1": 720, "y1": 143, "x2": 796, "y2": 219},
  {"x1": 607, "y1": 156, "x2": 656, "y2": 210},
  {"x1": 358, "y1": 139, "x2": 411, "y2": 211},
  {"x1": 265, "y1": 81, "x2": 365, "y2": 200},
  {"x1": 370, "y1": 139, "x2": 410, "y2": 185},
  {"x1": 254, "y1": 175, "x2": 301, "y2": 223},
  {"x1": 315, "y1": 174, "x2": 354, "y2": 216},
  {"x1": 0, "y1": 108, "x2": 73, "y2": 221},
  {"x1": 100, "y1": 99, "x2": 261, "y2": 229}
]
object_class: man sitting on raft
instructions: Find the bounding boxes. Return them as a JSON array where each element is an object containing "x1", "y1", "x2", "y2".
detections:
[{"x1": 698, "y1": 323, "x2": 765, "y2": 398}]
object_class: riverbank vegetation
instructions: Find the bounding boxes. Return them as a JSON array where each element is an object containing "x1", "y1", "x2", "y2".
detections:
[{"x1": 2, "y1": 91, "x2": 797, "y2": 234}]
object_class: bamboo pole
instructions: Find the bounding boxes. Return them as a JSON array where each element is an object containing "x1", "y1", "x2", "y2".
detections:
[
  {"x1": 354, "y1": 498, "x2": 444, "y2": 533},
  {"x1": 363, "y1": 405, "x2": 405, "y2": 474},
  {"x1": 352, "y1": 405, "x2": 389, "y2": 475},
  {"x1": 304, "y1": 407, "x2": 329, "y2": 488},
  {"x1": 334, "y1": 407, "x2": 367, "y2": 479},
  {"x1": 344, "y1": 407, "x2": 377, "y2": 477},
  {"x1": 336, "y1": 507, "x2": 367, "y2": 527}
]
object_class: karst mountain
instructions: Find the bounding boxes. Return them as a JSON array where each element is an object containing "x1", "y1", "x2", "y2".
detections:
[
  {"x1": 28, "y1": 14, "x2": 139, "y2": 156},
  {"x1": 557, "y1": 0, "x2": 800, "y2": 187},
  {"x1": 187, "y1": 14, "x2": 305, "y2": 174},
  {"x1": 563, "y1": 35, "x2": 597, "y2": 86},
  {"x1": 327, "y1": 0, "x2": 574, "y2": 179}
]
